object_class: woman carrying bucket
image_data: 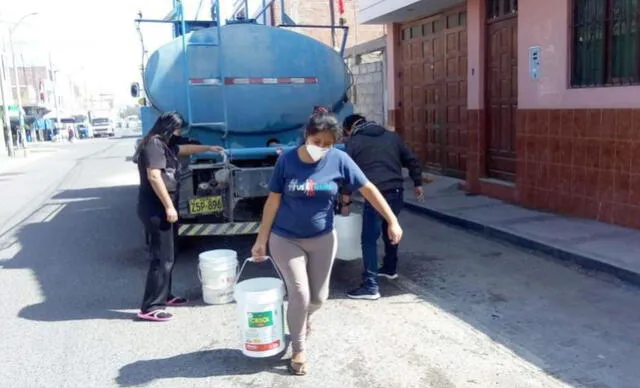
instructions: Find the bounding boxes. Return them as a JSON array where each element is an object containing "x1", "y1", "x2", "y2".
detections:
[
  {"x1": 251, "y1": 108, "x2": 403, "y2": 375},
  {"x1": 134, "y1": 112, "x2": 224, "y2": 322}
]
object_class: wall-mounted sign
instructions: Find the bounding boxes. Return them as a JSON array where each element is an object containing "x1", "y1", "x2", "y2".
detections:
[{"x1": 529, "y1": 46, "x2": 541, "y2": 80}]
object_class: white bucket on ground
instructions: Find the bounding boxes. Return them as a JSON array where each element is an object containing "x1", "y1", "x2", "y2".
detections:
[
  {"x1": 234, "y1": 258, "x2": 286, "y2": 358},
  {"x1": 335, "y1": 214, "x2": 363, "y2": 261},
  {"x1": 198, "y1": 249, "x2": 238, "y2": 305},
  {"x1": 202, "y1": 285, "x2": 235, "y2": 305}
]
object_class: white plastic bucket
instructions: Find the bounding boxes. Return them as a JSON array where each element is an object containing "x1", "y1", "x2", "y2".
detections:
[
  {"x1": 202, "y1": 285, "x2": 235, "y2": 305},
  {"x1": 198, "y1": 249, "x2": 238, "y2": 305},
  {"x1": 335, "y1": 214, "x2": 363, "y2": 261},
  {"x1": 233, "y1": 258, "x2": 286, "y2": 358}
]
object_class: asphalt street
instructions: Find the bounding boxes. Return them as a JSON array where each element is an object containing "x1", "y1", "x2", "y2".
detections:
[{"x1": 0, "y1": 135, "x2": 639, "y2": 388}]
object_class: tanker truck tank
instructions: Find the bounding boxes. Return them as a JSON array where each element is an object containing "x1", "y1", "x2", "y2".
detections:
[
  {"x1": 134, "y1": 2, "x2": 354, "y2": 242},
  {"x1": 142, "y1": 21, "x2": 353, "y2": 151}
]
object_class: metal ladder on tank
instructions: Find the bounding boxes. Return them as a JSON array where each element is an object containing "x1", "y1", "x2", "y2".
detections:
[{"x1": 176, "y1": 0, "x2": 230, "y2": 148}]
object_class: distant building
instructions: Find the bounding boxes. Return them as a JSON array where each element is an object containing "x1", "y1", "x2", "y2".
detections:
[
  {"x1": 8, "y1": 65, "x2": 84, "y2": 114},
  {"x1": 229, "y1": 0, "x2": 384, "y2": 50}
]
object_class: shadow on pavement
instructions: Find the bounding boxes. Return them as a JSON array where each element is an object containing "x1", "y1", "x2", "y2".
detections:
[
  {"x1": 385, "y1": 213, "x2": 640, "y2": 388},
  {"x1": 4, "y1": 183, "x2": 399, "y2": 324},
  {"x1": 9, "y1": 177, "x2": 637, "y2": 386},
  {"x1": 5, "y1": 185, "x2": 148, "y2": 321},
  {"x1": 116, "y1": 349, "x2": 290, "y2": 386}
]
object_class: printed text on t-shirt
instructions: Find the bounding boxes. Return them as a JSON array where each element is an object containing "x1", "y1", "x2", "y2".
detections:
[{"x1": 286, "y1": 179, "x2": 334, "y2": 197}]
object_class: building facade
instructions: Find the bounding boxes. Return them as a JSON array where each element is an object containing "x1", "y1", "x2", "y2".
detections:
[
  {"x1": 231, "y1": 0, "x2": 385, "y2": 50},
  {"x1": 8, "y1": 65, "x2": 84, "y2": 115},
  {"x1": 359, "y1": 0, "x2": 640, "y2": 229}
]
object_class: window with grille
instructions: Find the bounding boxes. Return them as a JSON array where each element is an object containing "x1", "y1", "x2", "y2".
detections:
[
  {"x1": 571, "y1": 0, "x2": 640, "y2": 87},
  {"x1": 486, "y1": 0, "x2": 518, "y2": 21}
]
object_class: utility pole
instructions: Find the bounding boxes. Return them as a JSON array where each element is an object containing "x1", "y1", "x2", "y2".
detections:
[
  {"x1": 9, "y1": 31, "x2": 25, "y2": 148},
  {"x1": 8, "y1": 12, "x2": 38, "y2": 149},
  {"x1": 0, "y1": 50, "x2": 15, "y2": 157},
  {"x1": 49, "y1": 54, "x2": 61, "y2": 131},
  {"x1": 329, "y1": 0, "x2": 336, "y2": 49}
]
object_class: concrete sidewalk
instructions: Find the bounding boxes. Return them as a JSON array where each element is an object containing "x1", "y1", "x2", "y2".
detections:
[
  {"x1": 391, "y1": 175, "x2": 640, "y2": 286},
  {"x1": 0, "y1": 146, "x2": 59, "y2": 175}
]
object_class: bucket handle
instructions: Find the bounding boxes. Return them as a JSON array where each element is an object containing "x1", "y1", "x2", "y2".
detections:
[{"x1": 234, "y1": 256, "x2": 284, "y2": 287}]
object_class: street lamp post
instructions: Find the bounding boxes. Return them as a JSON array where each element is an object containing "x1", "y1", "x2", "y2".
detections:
[{"x1": 8, "y1": 12, "x2": 38, "y2": 149}]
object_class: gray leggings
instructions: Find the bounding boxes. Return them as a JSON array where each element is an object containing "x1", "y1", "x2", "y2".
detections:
[{"x1": 269, "y1": 229, "x2": 338, "y2": 353}]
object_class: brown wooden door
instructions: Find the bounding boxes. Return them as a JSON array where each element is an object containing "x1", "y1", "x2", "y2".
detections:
[
  {"x1": 485, "y1": 0, "x2": 518, "y2": 182},
  {"x1": 442, "y1": 9, "x2": 468, "y2": 178},
  {"x1": 399, "y1": 16, "x2": 438, "y2": 167},
  {"x1": 398, "y1": 8, "x2": 468, "y2": 178}
]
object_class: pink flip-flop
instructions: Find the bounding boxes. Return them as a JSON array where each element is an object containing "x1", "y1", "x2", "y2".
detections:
[
  {"x1": 137, "y1": 310, "x2": 173, "y2": 322},
  {"x1": 167, "y1": 296, "x2": 188, "y2": 306}
]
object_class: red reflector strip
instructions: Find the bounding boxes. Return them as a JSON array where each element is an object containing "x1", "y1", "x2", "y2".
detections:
[
  {"x1": 191, "y1": 77, "x2": 318, "y2": 85},
  {"x1": 189, "y1": 78, "x2": 222, "y2": 85}
]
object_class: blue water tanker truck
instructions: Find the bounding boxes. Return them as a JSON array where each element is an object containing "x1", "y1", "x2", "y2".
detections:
[{"x1": 133, "y1": 0, "x2": 353, "y2": 239}]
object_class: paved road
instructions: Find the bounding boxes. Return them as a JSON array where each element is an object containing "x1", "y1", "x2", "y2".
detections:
[{"x1": 0, "y1": 137, "x2": 639, "y2": 388}]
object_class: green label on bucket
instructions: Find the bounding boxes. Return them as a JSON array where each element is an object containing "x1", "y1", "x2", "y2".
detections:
[{"x1": 248, "y1": 312, "x2": 273, "y2": 328}]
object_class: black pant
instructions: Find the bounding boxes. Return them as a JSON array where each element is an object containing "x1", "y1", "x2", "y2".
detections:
[{"x1": 139, "y1": 213, "x2": 177, "y2": 313}]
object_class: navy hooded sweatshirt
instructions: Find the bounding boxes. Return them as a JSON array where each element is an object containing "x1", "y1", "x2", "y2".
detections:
[{"x1": 343, "y1": 120, "x2": 422, "y2": 194}]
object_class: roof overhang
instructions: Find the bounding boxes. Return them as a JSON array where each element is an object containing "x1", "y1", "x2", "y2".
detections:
[{"x1": 358, "y1": 0, "x2": 465, "y2": 24}]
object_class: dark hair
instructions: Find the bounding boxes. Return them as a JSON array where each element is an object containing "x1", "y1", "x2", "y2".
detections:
[
  {"x1": 140, "y1": 111, "x2": 185, "y2": 147},
  {"x1": 342, "y1": 114, "x2": 366, "y2": 132},
  {"x1": 132, "y1": 112, "x2": 185, "y2": 164},
  {"x1": 305, "y1": 109, "x2": 343, "y2": 143}
]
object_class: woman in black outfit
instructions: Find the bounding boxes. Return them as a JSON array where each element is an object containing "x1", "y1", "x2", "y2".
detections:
[{"x1": 134, "y1": 112, "x2": 223, "y2": 322}]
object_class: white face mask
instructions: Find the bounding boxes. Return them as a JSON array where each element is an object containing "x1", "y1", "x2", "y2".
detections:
[{"x1": 306, "y1": 144, "x2": 330, "y2": 162}]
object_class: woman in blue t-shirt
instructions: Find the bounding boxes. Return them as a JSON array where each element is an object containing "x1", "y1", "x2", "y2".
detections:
[{"x1": 251, "y1": 108, "x2": 403, "y2": 375}]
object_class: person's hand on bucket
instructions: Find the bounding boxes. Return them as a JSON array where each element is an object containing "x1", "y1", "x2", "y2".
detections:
[
  {"x1": 387, "y1": 222, "x2": 403, "y2": 245},
  {"x1": 251, "y1": 239, "x2": 267, "y2": 262}
]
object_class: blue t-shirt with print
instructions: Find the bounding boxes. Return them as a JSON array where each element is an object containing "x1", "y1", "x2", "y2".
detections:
[{"x1": 269, "y1": 147, "x2": 369, "y2": 239}]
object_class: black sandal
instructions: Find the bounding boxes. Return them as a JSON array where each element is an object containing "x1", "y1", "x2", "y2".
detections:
[{"x1": 288, "y1": 360, "x2": 308, "y2": 376}]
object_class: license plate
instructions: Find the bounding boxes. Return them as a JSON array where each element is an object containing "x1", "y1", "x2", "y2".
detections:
[{"x1": 189, "y1": 196, "x2": 223, "y2": 215}]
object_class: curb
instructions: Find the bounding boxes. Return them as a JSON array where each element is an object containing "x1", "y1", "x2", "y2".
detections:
[{"x1": 401, "y1": 201, "x2": 640, "y2": 287}]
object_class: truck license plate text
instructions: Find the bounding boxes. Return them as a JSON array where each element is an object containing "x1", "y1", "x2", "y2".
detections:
[{"x1": 189, "y1": 196, "x2": 223, "y2": 215}]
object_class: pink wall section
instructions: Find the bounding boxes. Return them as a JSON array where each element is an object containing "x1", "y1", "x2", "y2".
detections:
[
  {"x1": 386, "y1": 0, "x2": 640, "y2": 113},
  {"x1": 466, "y1": 0, "x2": 484, "y2": 110},
  {"x1": 518, "y1": 0, "x2": 640, "y2": 109}
]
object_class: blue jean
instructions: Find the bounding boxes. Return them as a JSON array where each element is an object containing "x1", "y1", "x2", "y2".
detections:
[{"x1": 361, "y1": 188, "x2": 404, "y2": 292}]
